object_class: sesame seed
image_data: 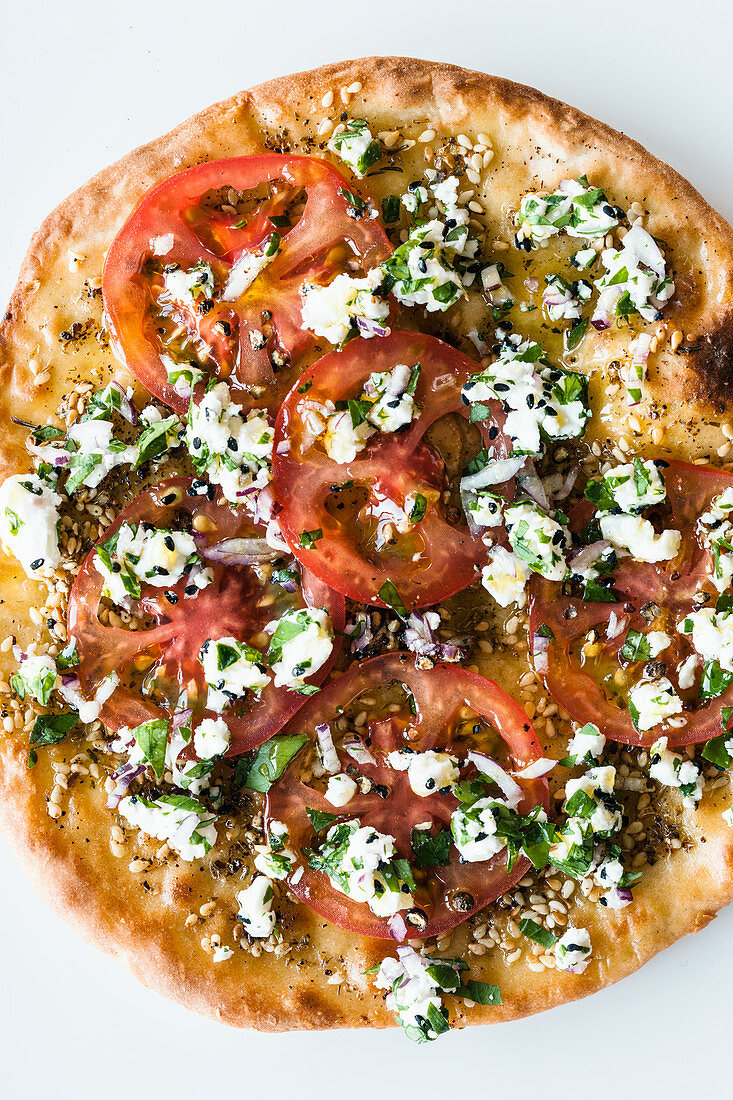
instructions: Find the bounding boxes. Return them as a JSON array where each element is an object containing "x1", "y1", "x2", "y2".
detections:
[
  {"x1": 418, "y1": 128, "x2": 436, "y2": 142},
  {"x1": 317, "y1": 119, "x2": 333, "y2": 136}
]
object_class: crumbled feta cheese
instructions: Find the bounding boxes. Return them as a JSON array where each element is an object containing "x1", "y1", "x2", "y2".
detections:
[
  {"x1": 554, "y1": 927, "x2": 592, "y2": 974},
  {"x1": 649, "y1": 736, "x2": 702, "y2": 808},
  {"x1": 163, "y1": 356, "x2": 206, "y2": 397},
  {"x1": 199, "y1": 637, "x2": 269, "y2": 711},
  {"x1": 267, "y1": 607, "x2": 334, "y2": 691},
  {"x1": 592, "y1": 224, "x2": 674, "y2": 325},
  {"x1": 162, "y1": 261, "x2": 214, "y2": 307},
  {"x1": 461, "y1": 337, "x2": 589, "y2": 456},
  {"x1": 563, "y1": 766, "x2": 623, "y2": 837},
  {"x1": 300, "y1": 268, "x2": 389, "y2": 345},
  {"x1": 697, "y1": 487, "x2": 733, "y2": 592},
  {"x1": 236, "y1": 876, "x2": 277, "y2": 938},
  {"x1": 328, "y1": 118, "x2": 381, "y2": 177},
  {"x1": 0, "y1": 473, "x2": 62, "y2": 577},
  {"x1": 94, "y1": 522, "x2": 204, "y2": 606},
  {"x1": 567, "y1": 723, "x2": 606, "y2": 765},
  {"x1": 254, "y1": 821, "x2": 296, "y2": 880},
  {"x1": 322, "y1": 409, "x2": 376, "y2": 463},
  {"x1": 193, "y1": 715, "x2": 231, "y2": 759},
  {"x1": 212, "y1": 945, "x2": 233, "y2": 962},
  {"x1": 678, "y1": 607, "x2": 733, "y2": 673},
  {"x1": 647, "y1": 631, "x2": 672, "y2": 657},
  {"x1": 505, "y1": 501, "x2": 570, "y2": 581},
  {"x1": 11, "y1": 652, "x2": 58, "y2": 706},
  {"x1": 185, "y1": 382, "x2": 273, "y2": 504},
  {"x1": 542, "y1": 273, "x2": 590, "y2": 322},
  {"x1": 465, "y1": 491, "x2": 504, "y2": 528},
  {"x1": 312, "y1": 821, "x2": 413, "y2": 917},
  {"x1": 118, "y1": 792, "x2": 217, "y2": 861},
  {"x1": 677, "y1": 653, "x2": 700, "y2": 691},
  {"x1": 398, "y1": 750, "x2": 459, "y2": 797},
  {"x1": 325, "y1": 773, "x2": 358, "y2": 807},
  {"x1": 517, "y1": 178, "x2": 618, "y2": 246},
  {"x1": 588, "y1": 459, "x2": 666, "y2": 514},
  {"x1": 600, "y1": 513, "x2": 680, "y2": 563},
  {"x1": 450, "y1": 797, "x2": 507, "y2": 862},
  {"x1": 481, "y1": 545, "x2": 531, "y2": 608},
  {"x1": 375, "y1": 947, "x2": 447, "y2": 1040},
  {"x1": 628, "y1": 677, "x2": 684, "y2": 732}
]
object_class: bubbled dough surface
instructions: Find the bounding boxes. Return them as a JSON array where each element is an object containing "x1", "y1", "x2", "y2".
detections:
[{"x1": 1, "y1": 56, "x2": 733, "y2": 1030}]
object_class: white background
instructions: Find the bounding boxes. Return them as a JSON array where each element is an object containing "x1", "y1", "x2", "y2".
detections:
[{"x1": 1, "y1": 1, "x2": 731, "y2": 1095}]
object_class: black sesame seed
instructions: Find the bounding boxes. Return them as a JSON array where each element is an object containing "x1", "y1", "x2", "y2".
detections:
[{"x1": 163, "y1": 535, "x2": 174, "y2": 551}]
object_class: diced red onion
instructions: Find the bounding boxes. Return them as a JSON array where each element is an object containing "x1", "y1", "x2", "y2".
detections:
[
  {"x1": 567, "y1": 540, "x2": 611, "y2": 575},
  {"x1": 404, "y1": 611, "x2": 465, "y2": 664},
  {"x1": 467, "y1": 751, "x2": 523, "y2": 808},
  {"x1": 460, "y1": 455, "x2": 526, "y2": 493},
  {"x1": 356, "y1": 316, "x2": 390, "y2": 339},
  {"x1": 516, "y1": 464, "x2": 551, "y2": 512},
  {"x1": 513, "y1": 757, "x2": 557, "y2": 779},
  {"x1": 388, "y1": 913, "x2": 408, "y2": 942},
  {"x1": 345, "y1": 615, "x2": 373, "y2": 653},
  {"x1": 344, "y1": 739, "x2": 376, "y2": 766},
  {"x1": 315, "y1": 723, "x2": 340, "y2": 774},
  {"x1": 606, "y1": 611, "x2": 629, "y2": 641},
  {"x1": 105, "y1": 761, "x2": 145, "y2": 809},
  {"x1": 524, "y1": 277, "x2": 539, "y2": 293},
  {"x1": 630, "y1": 332, "x2": 652, "y2": 367},
  {"x1": 171, "y1": 708, "x2": 193, "y2": 730},
  {"x1": 198, "y1": 536, "x2": 281, "y2": 565}
]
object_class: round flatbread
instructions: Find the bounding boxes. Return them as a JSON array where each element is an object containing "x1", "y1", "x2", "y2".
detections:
[{"x1": 1, "y1": 56, "x2": 733, "y2": 1034}]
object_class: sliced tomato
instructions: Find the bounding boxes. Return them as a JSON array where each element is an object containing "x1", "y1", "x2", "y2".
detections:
[
  {"x1": 272, "y1": 331, "x2": 514, "y2": 609},
  {"x1": 67, "y1": 477, "x2": 344, "y2": 754},
  {"x1": 266, "y1": 653, "x2": 548, "y2": 941},
  {"x1": 103, "y1": 155, "x2": 392, "y2": 413},
  {"x1": 530, "y1": 460, "x2": 733, "y2": 747}
]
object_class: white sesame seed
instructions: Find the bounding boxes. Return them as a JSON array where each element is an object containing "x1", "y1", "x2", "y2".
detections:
[
  {"x1": 321, "y1": 90, "x2": 334, "y2": 108},
  {"x1": 317, "y1": 119, "x2": 333, "y2": 136},
  {"x1": 347, "y1": 81, "x2": 362, "y2": 94},
  {"x1": 418, "y1": 128, "x2": 436, "y2": 142}
]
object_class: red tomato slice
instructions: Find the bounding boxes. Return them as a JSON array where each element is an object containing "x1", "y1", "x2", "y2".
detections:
[
  {"x1": 272, "y1": 331, "x2": 514, "y2": 609},
  {"x1": 103, "y1": 156, "x2": 392, "y2": 413},
  {"x1": 67, "y1": 477, "x2": 344, "y2": 754},
  {"x1": 530, "y1": 460, "x2": 733, "y2": 747},
  {"x1": 266, "y1": 653, "x2": 548, "y2": 940}
]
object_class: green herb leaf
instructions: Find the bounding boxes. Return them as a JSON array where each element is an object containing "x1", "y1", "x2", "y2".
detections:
[
  {"x1": 132, "y1": 718, "x2": 169, "y2": 780},
  {"x1": 29, "y1": 712, "x2": 78, "y2": 747},
  {"x1": 460, "y1": 980, "x2": 502, "y2": 1006},
  {"x1": 307, "y1": 807, "x2": 338, "y2": 832},
  {"x1": 518, "y1": 917, "x2": 558, "y2": 948},
  {"x1": 299, "y1": 528, "x2": 323, "y2": 549},
  {"x1": 411, "y1": 827, "x2": 452, "y2": 868},
  {"x1": 244, "y1": 733, "x2": 308, "y2": 792},
  {"x1": 377, "y1": 578, "x2": 408, "y2": 618},
  {"x1": 620, "y1": 629, "x2": 651, "y2": 663}
]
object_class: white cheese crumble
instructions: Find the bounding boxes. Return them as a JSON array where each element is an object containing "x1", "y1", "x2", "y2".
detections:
[
  {"x1": 387, "y1": 749, "x2": 459, "y2": 796},
  {"x1": 554, "y1": 927, "x2": 592, "y2": 974},
  {"x1": 481, "y1": 545, "x2": 531, "y2": 608},
  {"x1": 236, "y1": 876, "x2": 277, "y2": 938},
  {"x1": 649, "y1": 736, "x2": 702, "y2": 808},
  {"x1": 628, "y1": 677, "x2": 684, "y2": 732},
  {"x1": 599, "y1": 513, "x2": 680, "y2": 563},
  {"x1": 185, "y1": 382, "x2": 273, "y2": 504},
  {"x1": 678, "y1": 608, "x2": 733, "y2": 673},
  {"x1": 314, "y1": 821, "x2": 414, "y2": 917},
  {"x1": 563, "y1": 766, "x2": 623, "y2": 837},
  {"x1": 567, "y1": 724, "x2": 606, "y2": 765},
  {"x1": 300, "y1": 268, "x2": 389, "y2": 345},
  {"x1": 697, "y1": 487, "x2": 733, "y2": 592},
  {"x1": 590, "y1": 459, "x2": 667, "y2": 513},
  {"x1": 267, "y1": 607, "x2": 334, "y2": 692},
  {"x1": 94, "y1": 522, "x2": 206, "y2": 606},
  {"x1": 517, "y1": 178, "x2": 619, "y2": 246},
  {"x1": 253, "y1": 821, "x2": 296, "y2": 880},
  {"x1": 450, "y1": 797, "x2": 507, "y2": 862},
  {"x1": 118, "y1": 793, "x2": 217, "y2": 861},
  {"x1": 199, "y1": 637, "x2": 269, "y2": 711},
  {"x1": 375, "y1": 947, "x2": 446, "y2": 1037},
  {"x1": 328, "y1": 119, "x2": 381, "y2": 177},
  {"x1": 0, "y1": 473, "x2": 62, "y2": 577},
  {"x1": 324, "y1": 773, "x2": 358, "y2": 807},
  {"x1": 193, "y1": 715, "x2": 231, "y2": 759},
  {"x1": 505, "y1": 502, "x2": 570, "y2": 581},
  {"x1": 592, "y1": 224, "x2": 674, "y2": 325},
  {"x1": 461, "y1": 337, "x2": 589, "y2": 457}
]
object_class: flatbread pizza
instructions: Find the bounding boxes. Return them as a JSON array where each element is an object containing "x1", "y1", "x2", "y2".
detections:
[{"x1": 2, "y1": 56, "x2": 733, "y2": 1037}]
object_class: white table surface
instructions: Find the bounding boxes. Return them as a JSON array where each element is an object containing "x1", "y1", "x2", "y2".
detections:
[{"x1": 1, "y1": 2, "x2": 731, "y2": 1095}]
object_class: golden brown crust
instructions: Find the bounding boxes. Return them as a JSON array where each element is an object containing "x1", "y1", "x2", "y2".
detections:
[{"x1": 2, "y1": 56, "x2": 733, "y2": 1033}]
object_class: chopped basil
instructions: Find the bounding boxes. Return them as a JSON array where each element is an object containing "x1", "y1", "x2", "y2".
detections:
[
  {"x1": 377, "y1": 578, "x2": 408, "y2": 619},
  {"x1": 408, "y1": 493, "x2": 427, "y2": 524},
  {"x1": 338, "y1": 187, "x2": 367, "y2": 216},
  {"x1": 382, "y1": 195, "x2": 400, "y2": 223},
  {"x1": 29, "y1": 712, "x2": 78, "y2": 747},
  {"x1": 132, "y1": 718, "x2": 169, "y2": 781},
  {"x1": 468, "y1": 403, "x2": 492, "y2": 423},
  {"x1": 460, "y1": 980, "x2": 502, "y2": 1006},
  {"x1": 700, "y1": 660, "x2": 733, "y2": 702},
  {"x1": 31, "y1": 424, "x2": 66, "y2": 444},
  {"x1": 536, "y1": 623, "x2": 555, "y2": 640},
  {"x1": 620, "y1": 629, "x2": 651, "y2": 663},
  {"x1": 411, "y1": 827, "x2": 452, "y2": 868},
  {"x1": 306, "y1": 807, "x2": 338, "y2": 832},
  {"x1": 56, "y1": 639, "x2": 79, "y2": 671},
  {"x1": 244, "y1": 733, "x2": 309, "y2": 792},
  {"x1": 134, "y1": 416, "x2": 180, "y2": 468},
  {"x1": 518, "y1": 918, "x2": 557, "y2": 948},
  {"x1": 566, "y1": 317, "x2": 589, "y2": 351},
  {"x1": 702, "y1": 730, "x2": 733, "y2": 770},
  {"x1": 298, "y1": 528, "x2": 323, "y2": 549},
  {"x1": 297, "y1": 380, "x2": 312, "y2": 394}
]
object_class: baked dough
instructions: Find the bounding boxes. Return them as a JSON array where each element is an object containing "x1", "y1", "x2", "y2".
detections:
[{"x1": 1, "y1": 56, "x2": 733, "y2": 1032}]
